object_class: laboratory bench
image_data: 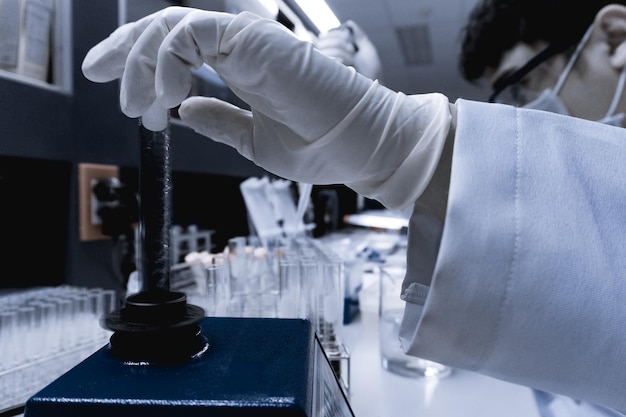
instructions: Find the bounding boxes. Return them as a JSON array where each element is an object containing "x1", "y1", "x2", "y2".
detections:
[{"x1": 341, "y1": 311, "x2": 541, "y2": 417}]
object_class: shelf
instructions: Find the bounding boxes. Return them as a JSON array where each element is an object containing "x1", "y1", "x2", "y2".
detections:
[{"x1": 0, "y1": 0, "x2": 73, "y2": 95}]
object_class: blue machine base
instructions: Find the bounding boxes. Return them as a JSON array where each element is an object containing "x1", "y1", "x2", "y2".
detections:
[{"x1": 24, "y1": 317, "x2": 353, "y2": 417}]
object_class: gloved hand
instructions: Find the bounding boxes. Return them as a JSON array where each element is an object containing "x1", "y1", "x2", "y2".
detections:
[
  {"x1": 315, "y1": 20, "x2": 383, "y2": 81},
  {"x1": 82, "y1": 7, "x2": 452, "y2": 210}
]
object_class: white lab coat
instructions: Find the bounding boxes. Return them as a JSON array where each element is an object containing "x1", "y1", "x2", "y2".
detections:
[{"x1": 398, "y1": 99, "x2": 626, "y2": 415}]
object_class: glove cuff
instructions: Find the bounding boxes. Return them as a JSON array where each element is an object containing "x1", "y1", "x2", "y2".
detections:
[{"x1": 349, "y1": 92, "x2": 452, "y2": 209}]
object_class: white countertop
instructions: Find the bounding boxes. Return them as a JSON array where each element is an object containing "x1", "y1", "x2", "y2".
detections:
[{"x1": 341, "y1": 311, "x2": 541, "y2": 417}]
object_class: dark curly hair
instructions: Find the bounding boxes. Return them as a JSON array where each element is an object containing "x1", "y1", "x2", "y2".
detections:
[{"x1": 459, "y1": 0, "x2": 626, "y2": 81}]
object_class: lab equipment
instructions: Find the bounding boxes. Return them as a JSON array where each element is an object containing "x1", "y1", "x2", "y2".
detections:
[
  {"x1": 25, "y1": 252, "x2": 354, "y2": 416},
  {"x1": 239, "y1": 177, "x2": 314, "y2": 242},
  {"x1": 202, "y1": 253, "x2": 227, "y2": 317},
  {"x1": 24, "y1": 100, "x2": 353, "y2": 417},
  {"x1": 26, "y1": 317, "x2": 354, "y2": 417},
  {"x1": 273, "y1": 237, "x2": 351, "y2": 394},
  {"x1": 170, "y1": 224, "x2": 214, "y2": 264},
  {"x1": 180, "y1": 234, "x2": 352, "y2": 394},
  {"x1": 278, "y1": 257, "x2": 302, "y2": 317},
  {"x1": 379, "y1": 264, "x2": 451, "y2": 378},
  {"x1": 220, "y1": 236, "x2": 346, "y2": 334},
  {"x1": 180, "y1": 251, "x2": 230, "y2": 317},
  {"x1": 225, "y1": 235, "x2": 278, "y2": 318},
  {"x1": 102, "y1": 106, "x2": 208, "y2": 364}
]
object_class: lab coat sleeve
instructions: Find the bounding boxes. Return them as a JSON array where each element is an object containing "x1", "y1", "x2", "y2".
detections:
[{"x1": 399, "y1": 99, "x2": 626, "y2": 413}]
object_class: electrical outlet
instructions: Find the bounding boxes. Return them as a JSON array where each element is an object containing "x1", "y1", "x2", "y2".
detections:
[{"x1": 78, "y1": 163, "x2": 119, "y2": 241}]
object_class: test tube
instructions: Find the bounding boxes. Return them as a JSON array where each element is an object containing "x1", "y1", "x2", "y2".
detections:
[
  {"x1": 227, "y1": 236, "x2": 248, "y2": 298},
  {"x1": 319, "y1": 258, "x2": 345, "y2": 354},
  {"x1": 247, "y1": 239, "x2": 267, "y2": 295},
  {"x1": 203, "y1": 254, "x2": 226, "y2": 317},
  {"x1": 101, "y1": 289, "x2": 117, "y2": 314},
  {"x1": 300, "y1": 257, "x2": 320, "y2": 329},
  {"x1": 56, "y1": 297, "x2": 75, "y2": 350},
  {"x1": 72, "y1": 292, "x2": 91, "y2": 345},
  {"x1": 0, "y1": 309, "x2": 18, "y2": 370},
  {"x1": 85, "y1": 289, "x2": 106, "y2": 342},
  {"x1": 17, "y1": 306, "x2": 36, "y2": 363},
  {"x1": 38, "y1": 301, "x2": 60, "y2": 354},
  {"x1": 278, "y1": 258, "x2": 301, "y2": 318},
  {"x1": 25, "y1": 300, "x2": 54, "y2": 358}
]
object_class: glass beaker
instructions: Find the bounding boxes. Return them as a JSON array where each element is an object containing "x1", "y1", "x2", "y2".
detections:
[{"x1": 379, "y1": 264, "x2": 451, "y2": 378}]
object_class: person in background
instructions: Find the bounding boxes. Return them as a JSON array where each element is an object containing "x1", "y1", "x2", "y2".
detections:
[
  {"x1": 81, "y1": 2, "x2": 626, "y2": 415},
  {"x1": 322, "y1": 2, "x2": 626, "y2": 414},
  {"x1": 457, "y1": 2, "x2": 626, "y2": 416},
  {"x1": 460, "y1": 0, "x2": 626, "y2": 125},
  {"x1": 314, "y1": 20, "x2": 383, "y2": 82}
]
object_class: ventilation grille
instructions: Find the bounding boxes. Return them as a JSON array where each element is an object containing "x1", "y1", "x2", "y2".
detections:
[{"x1": 396, "y1": 23, "x2": 433, "y2": 66}]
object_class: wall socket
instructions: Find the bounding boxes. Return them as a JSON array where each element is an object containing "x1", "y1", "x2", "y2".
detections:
[{"x1": 78, "y1": 163, "x2": 119, "y2": 241}]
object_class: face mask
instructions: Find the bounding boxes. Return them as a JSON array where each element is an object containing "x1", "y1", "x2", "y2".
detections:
[
  {"x1": 524, "y1": 25, "x2": 626, "y2": 127},
  {"x1": 523, "y1": 89, "x2": 569, "y2": 114}
]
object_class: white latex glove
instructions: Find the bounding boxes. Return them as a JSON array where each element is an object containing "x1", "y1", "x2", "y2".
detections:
[
  {"x1": 82, "y1": 7, "x2": 451, "y2": 210},
  {"x1": 315, "y1": 20, "x2": 383, "y2": 81}
]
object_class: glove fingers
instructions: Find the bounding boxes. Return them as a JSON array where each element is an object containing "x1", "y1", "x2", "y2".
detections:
[
  {"x1": 178, "y1": 96, "x2": 255, "y2": 161},
  {"x1": 82, "y1": 7, "x2": 191, "y2": 84},
  {"x1": 81, "y1": 15, "x2": 154, "y2": 83},
  {"x1": 156, "y1": 11, "x2": 256, "y2": 110},
  {"x1": 84, "y1": 7, "x2": 373, "y2": 143},
  {"x1": 82, "y1": 7, "x2": 211, "y2": 118},
  {"x1": 120, "y1": 7, "x2": 202, "y2": 117},
  {"x1": 120, "y1": 9, "x2": 255, "y2": 117},
  {"x1": 205, "y1": 17, "x2": 373, "y2": 141}
]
